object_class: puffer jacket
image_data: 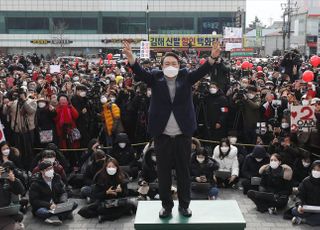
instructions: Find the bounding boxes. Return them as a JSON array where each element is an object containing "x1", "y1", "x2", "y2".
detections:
[
  {"x1": 259, "y1": 164, "x2": 293, "y2": 196},
  {"x1": 212, "y1": 145, "x2": 239, "y2": 176},
  {"x1": 101, "y1": 102, "x2": 121, "y2": 136},
  {"x1": 298, "y1": 175, "x2": 320, "y2": 206}
]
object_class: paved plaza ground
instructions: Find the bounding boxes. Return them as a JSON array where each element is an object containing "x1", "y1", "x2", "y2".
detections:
[{"x1": 23, "y1": 188, "x2": 315, "y2": 230}]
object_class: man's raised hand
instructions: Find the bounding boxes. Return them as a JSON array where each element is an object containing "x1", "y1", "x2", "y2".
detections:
[
  {"x1": 122, "y1": 41, "x2": 135, "y2": 65},
  {"x1": 211, "y1": 41, "x2": 221, "y2": 59}
]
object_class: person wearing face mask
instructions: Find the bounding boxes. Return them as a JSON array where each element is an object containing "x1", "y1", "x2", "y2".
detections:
[
  {"x1": 206, "y1": 83, "x2": 229, "y2": 141},
  {"x1": 292, "y1": 152, "x2": 312, "y2": 187},
  {"x1": 32, "y1": 150, "x2": 67, "y2": 184},
  {"x1": 247, "y1": 154, "x2": 293, "y2": 214},
  {"x1": 35, "y1": 97, "x2": 57, "y2": 147},
  {"x1": 291, "y1": 160, "x2": 320, "y2": 226},
  {"x1": 29, "y1": 161, "x2": 77, "y2": 225},
  {"x1": 241, "y1": 145, "x2": 270, "y2": 194},
  {"x1": 111, "y1": 133, "x2": 139, "y2": 179},
  {"x1": 237, "y1": 85, "x2": 261, "y2": 144},
  {"x1": 138, "y1": 147, "x2": 159, "y2": 200},
  {"x1": 100, "y1": 92, "x2": 122, "y2": 150},
  {"x1": 123, "y1": 40, "x2": 221, "y2": 218},
  {"x1": 212, "y1": 138, "x2": 239, "y2": 188},
  {"x1": 4, "y1": 87, "x2": 37, "y2": 170},
  {"x1": 78, "y1": 158, "x2": 133, "y2": 222},
  {"x1": 0, "y1": 141, "x2": 22, "y2": 169},
  {"x1": 71, "y1": 85, "x2": 90, "y2": 148},
  {"x1": 190, "y1": 147, "x2": 219, "y2": 200},
  {"x1": 208, "y1": 56, "x2": 229, "y2": 92},
  {"x1": 54, "y1": 94, "x2": 79, "y2": 157}
]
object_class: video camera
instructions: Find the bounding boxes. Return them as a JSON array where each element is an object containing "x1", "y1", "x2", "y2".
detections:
[
  {"x1": 234, "y1": 87, "x2": 247, "y2": 100},
  {"x1": 197, "y1": 81, "x2": 210, "y2": 99}
]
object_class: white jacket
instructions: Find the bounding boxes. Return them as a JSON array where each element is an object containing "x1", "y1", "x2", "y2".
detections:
[{"x1": 212, "y1": 145, "x2": 239, "y2": 176}]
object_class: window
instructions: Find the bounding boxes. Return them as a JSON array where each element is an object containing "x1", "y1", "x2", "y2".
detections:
[
  {"x1": 103, "y1": 17, "x2": 146, "y2": 34},
  {"x1": 150, "y1": 17, "x2": 194, "y2": 34},
  {"x1": 6, "y1": 17, "x2": 49, "y2": 31},
  {"x1": 52, "y1": 18, "x2": 98, "y2": 31}
]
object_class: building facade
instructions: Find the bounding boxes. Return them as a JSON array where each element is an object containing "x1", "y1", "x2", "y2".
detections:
[
  {"x1": 290, "y1": 0, "x2": 320, "y2": 55},
  {"x1": 0, "y1": 0, "x2": 246, "y2": 55}
]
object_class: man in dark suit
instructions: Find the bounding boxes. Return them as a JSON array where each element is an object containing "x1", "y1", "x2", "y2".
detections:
[{"x1": 123, "y1": 41, "x2": 221, "y2": 218}]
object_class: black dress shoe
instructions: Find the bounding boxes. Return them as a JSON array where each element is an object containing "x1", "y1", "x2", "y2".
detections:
[
  {"x1": 159, "y1": 208, "x2": 172, "y2": 218},
  {"x1": 178, "y1": 206, "x2": 192, "y2": 217}
]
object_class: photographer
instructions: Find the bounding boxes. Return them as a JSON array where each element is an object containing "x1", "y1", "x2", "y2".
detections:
[
  {"x1": 208, "y1": 57, "x2": 230, "y2": 92},
  {"x1": 4, "y1": 87, "x2": 37, "y2": 170},
  {"x1": 234, "y1": 85, "x2": 261, "y2": 144},
  {"x1": 0, "y1": 162, "x2": 25, "y2": 230},
  {"x1": 280, "y1": 49, "x2": 302, "y2": 82}
]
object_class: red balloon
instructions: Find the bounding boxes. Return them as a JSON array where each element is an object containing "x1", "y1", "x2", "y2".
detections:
[
  {"x1": 248, "y1": 63, "x2": 254, "y2": 69},
  {"x1": 236, "y1": 60, "x2": 241, "y2": 66},
  {"x1": 107, "y1": 53, "x2": 113, "y2": 60},
  {"x1": 310, "y1": 55, "x2": 319, "y2": 67},
  {"x1": 302, "y1": 70, "x2": 314, "y2": 82},
  {"x1": 241, "y1": 61, "x2": 250, "y2": 69},
  {"x1": 199, "y1": 58, "x2": 206, "y2": 65},
  {"x1": 257, "y1": 66, "x2": 263, "y2": 72}
]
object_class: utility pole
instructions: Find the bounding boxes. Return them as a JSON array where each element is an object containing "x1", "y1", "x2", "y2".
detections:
[
  {"x1": 146, "y1": 2, "x2": 150, "y2": 41},
  {"x1": 281, "y1": 0, "x2": 298, "y2": 53}
]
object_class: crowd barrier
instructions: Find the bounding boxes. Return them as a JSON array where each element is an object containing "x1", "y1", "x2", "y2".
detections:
[{"x1": 33, "y1": 139, "x2": 320, "y2": 158}]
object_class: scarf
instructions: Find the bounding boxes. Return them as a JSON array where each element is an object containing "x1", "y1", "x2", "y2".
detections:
[{"x1": 57, "y1": 105, "x2": 73, "y2": 128}]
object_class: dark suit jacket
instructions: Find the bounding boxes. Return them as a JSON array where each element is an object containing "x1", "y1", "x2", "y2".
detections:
[{"x1": 131, "y1": 61, "x2": 215, "y2": 137}]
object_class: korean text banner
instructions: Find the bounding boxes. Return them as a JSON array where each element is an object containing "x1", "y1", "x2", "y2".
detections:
[{"x1": 149, "y1": 35, "x2": 221, "y2": 48}]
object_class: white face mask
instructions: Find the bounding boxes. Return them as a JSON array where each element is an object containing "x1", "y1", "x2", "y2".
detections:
[
  {"x1": 247, "y1": 93, "x2": 255, "y2": 99},
  {"x1": 79, "y1": 91, "x2": 86, "y2": 97},
  {"x1": 110, "y1": 97, "x2": 116, "y2": 103},
  {"x1": 119, "y1": 83, "x2": 123, "y2": 88},
  {"x1": 45, "y1": 158, "x2": 55, "y2": 164},
  {"x1": 118, "y1": 143, "x2": 126, "y2": 148},
  {"x1": 220, "y1": 146, "x2": 229, "y2": 153},
  {"x1": 229, "y1": 137, "x2": 237, "y2": 145},
  {"x1": 196, "y1": 156, "x2": 205, "y2": 164},
  {"x1": 209, "y1": 88, "x2": 218, "y2": 94},
  {"x1": 241, "y1": 83, "x2": 248, "y2": 88},
  {"x1": 45, "y1": 169, "x2": 54, "y2": 179},
  {"x1": 255, "y1": 158, "x2": 263, "y2": 162},
  {"x1": 302, "y1": 100, "x2": 309, "y2": 106},
  {"x1": 106, "y1": 167, "x2": 117, "y2": 176},
  {"x1": 281, "y1": 123, "x2": 289, "y2": 129},
  {"x1": 106, "y1": 80, "x2": 110, "y2": 85},
  {"x1": 270, "y1": 160, "x2": 280, "y2": 169},
  {"x1": 100, "y1": 96, "x2": 107, "y2": 104},
  {"x1": 2, "y1": 149, "x2": 10, "y2": 156},
  {"x1": 312, "y1": 170, "x2": 320, "y2": 178},
  {"x1": 147, "y1": 90, "x2": 152, "y2": 98},
  {"x1": 163, "y1": 66, "x2": 179, "y2": 78},
  {"x1": 38, "y1": 102, "x2": 46, "y2": 108},
  {"x1": 302, "y1": 161, "x2": 310, "y2": 168},
  {"x1": 73, "y1": 77, "x2": 79, "y2": 82}
]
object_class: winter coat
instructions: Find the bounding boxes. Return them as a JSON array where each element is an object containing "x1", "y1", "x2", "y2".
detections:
[
  {"x1": 93, "y1": 169, "x2": 128, "y2": 201},
  {"x1": 259, "y1": 164, "x2": 293, "y2": 196},
  {"x1": 111, "y1": 134, "x2": 136, "y2": 166},
  {"x1": 0, "y1": 178, "x2": 25, "y2": 207},
  {"x1": 6, "y1": 99, "x2": 37, "y2": 133},
  {"x1": 101, "y1": 103, "x2": 121, "y2": 136},
  {"x1": 292, "y1": 159, "x2": 311, "y2": 184},
  {"x1": 29, "y1": 173, "x2": 67, "y2": 213},
  {"x1": 190, "y1": 154, "x2": 219, "y2": 185},
  {"x1": 36, "y1": 107, "x2": 56, "y2": 131},
  {"x1": 241, "y1": 96, "x2": 261, "y2": 129},
  {"x1": 54, "y1": 104, "x2": 79, "y2": 149},
  {"x1": 206, "y1": 90, "x2": 228, "y2": 132},
  {"x1": 298, "y1": 176, "x2": 320, "y2": 206},
  {"x1": 139, "y1": 147, "x2": 157, "y2": 184},
  {"x1": 241, "y1": 153, "x2": 270, "y2": 179},
  {"x1": 209, "y1": 59, "x2": 230, "y2": 92},
  {"x1": 268, "y1": 144, "x2": 300, "y2": 169},
  {"x1": 32, "y1": 162, "x2": 67, "y2": 184},
  {"x1": 212, "y1": 145, "x2": 239, "y2": 176}
]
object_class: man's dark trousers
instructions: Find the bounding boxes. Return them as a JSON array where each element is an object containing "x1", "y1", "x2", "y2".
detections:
[{"x1": 154, "y1": 134, "x2": 191, "y2": 210}]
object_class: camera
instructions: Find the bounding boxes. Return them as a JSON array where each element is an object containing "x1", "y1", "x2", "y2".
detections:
[
  {"x1": 271, "y1": 99, "x2": 282, "y2": 108},
  {"x1": 197, "y1": 81, "x2": 210, "y2": 99},
  {"x1": 235, "y1": 87, "x2": 247, "y2": 100}
]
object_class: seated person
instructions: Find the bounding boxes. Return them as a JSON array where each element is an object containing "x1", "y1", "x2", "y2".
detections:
[
  {"x1": 248, "y1": 153, "x2": 292, "y2": 214},
  {"x1": 29, "y1": 162, "x2": 77, "y2": 225},
  {"x1": 138, "y1": 145, "x2": 158, "y2": 200},
  {"x1": 212, "y1": 138, "x2": 239, "y2": 188},
  {"x1": 80, "y1": 150, "x2": 108, "y2": 202},
  {"x1": 0, "y1": 162, "x2": 25, "y2": 230},
  {"x1": 78, "y1": 158, "x2": 135, "y2": 222},
  {"x1": 292, "y1": 152, "x2": 312, "y2": 187},
  {"x1": 291, "y1": 160, "x2": 320, "y2": 226},
  {"x1": 190, "y1": 147, "x2": 219, "y2": 200},
  {"x1": 241, "y1": 145, "x2": 269, "y2": 194},
  {"x1": 32, "y1": 150, "x2": 67, "y2": 184},
  {"x1": 110, "y1": 133, "x2": 139, "y2": 178},
  {"x1": 0, "y1": 141, "x2": 22, "y2": 169}
]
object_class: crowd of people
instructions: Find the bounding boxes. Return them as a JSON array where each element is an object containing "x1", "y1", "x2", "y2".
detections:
[{"x1": 0, "y1": 47, "x2": 320, "y2": 228}]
